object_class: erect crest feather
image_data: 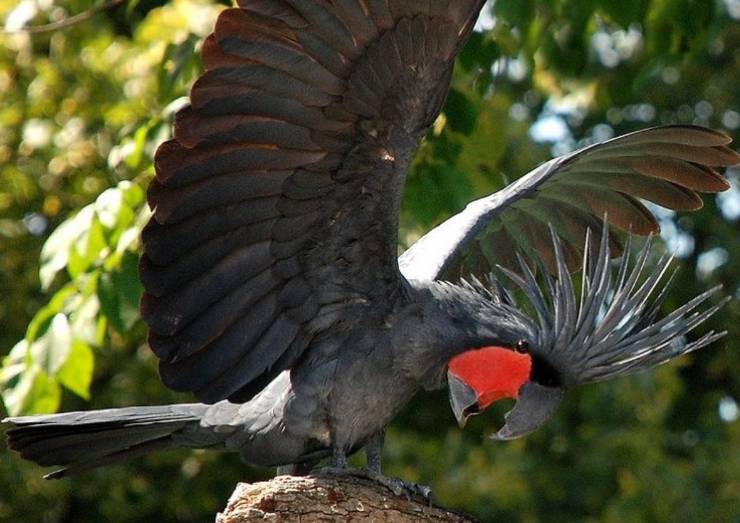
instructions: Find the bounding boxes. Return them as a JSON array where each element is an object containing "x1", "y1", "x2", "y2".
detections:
[{"x1": 487, "y1": 222, "x2": 728, "y2": 385}]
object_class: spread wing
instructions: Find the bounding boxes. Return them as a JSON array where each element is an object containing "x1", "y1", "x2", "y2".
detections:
[
  {"x1": 400, "y1": 125, "x2": 740, "y2": 281},
  {"x1": 139, "y1": 0, "x2": 486, "y2": 403}
]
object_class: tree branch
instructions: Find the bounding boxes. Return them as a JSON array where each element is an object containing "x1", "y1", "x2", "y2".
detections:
[
  {"x1": 1, "y1": 0, "x2": 123, "y2": 35},
  {"x1": 216, "y1": 475, "x2": 477, "y2": 522}
]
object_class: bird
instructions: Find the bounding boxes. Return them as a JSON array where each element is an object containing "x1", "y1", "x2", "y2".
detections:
[{"x1": 4, "y1": 0, "x2": 740, "y2": 497}]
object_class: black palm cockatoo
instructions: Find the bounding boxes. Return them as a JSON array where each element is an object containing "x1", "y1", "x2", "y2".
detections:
[{"x1": 5, "y1": 0, "x2": 739, "y2": 496}]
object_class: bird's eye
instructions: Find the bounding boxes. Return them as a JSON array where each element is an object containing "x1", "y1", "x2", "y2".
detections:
[{"x1": 515, "y1": 340, "x2": 529, "y2": 354}]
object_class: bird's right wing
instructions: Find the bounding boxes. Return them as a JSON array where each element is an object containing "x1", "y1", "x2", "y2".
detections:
[
  {"x1": 400, "y1": 126, "x2": 739, "y2": 281},
  {"x1": 140, "y1": 0, "x2": 486, "y2": 403}
]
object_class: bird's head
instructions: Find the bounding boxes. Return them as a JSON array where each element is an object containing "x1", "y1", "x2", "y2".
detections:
[
  {"x1": 447, "y1": 341, "x2": 564, "y2": 439},
  {"x1": 445, "y1": 226, "x2": 726, "y2": 440}
]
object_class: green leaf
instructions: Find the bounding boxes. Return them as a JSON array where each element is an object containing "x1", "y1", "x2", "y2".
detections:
[
  {"x1": 106, "y1": 182, "x2": 146, "y2": 246},
  {"x1": 57, "y1": 340, "x2": 94, "y2": 400},
  {"x1": 98, "y1": 251, "x2": 143, "y2": 335},
  {"x1": 458, "y1": 31, "x2": 501, "y2": 73},
  {"x1": 39, "y1": 206, "x2": 94, "y2": 290},
  {"x1": 125, "y1": 124, "x2": 151, "y2": 169},
  {"x1": 86, "y1": 216, "x2": 108, "y2": 265},
  {"x1": 67, "y1": 243, "x2": 88, "y2": 280},
  {"x1": 2, "y1": 355, "x2": 35, "y2": 416},
  {"x1": 21, "y1": 367, "x2": 62, "y2": 415},
  {"x1": 0, "y1": 340, "x2": 29, "y2": 388},
  {"x1": 95, "y1": 186, "x2": 125, "y2": 230},
  {"x1": 70, "y1": 293, "x2": 102, "y2": 346},
  {"x1": 444, "y1": 89, "x2": 480, "y2": 135},
  {"x1": 597, "y1": 0, "x2": 648, "y2": 27},
  {"x1": 30, "y1": 313, "x2": 72, "y2": 375},
  {"x1": 116, "y1": 225, "x2": 143, "y2": 256},
  {"x1": 405, "y1": 163, "x2": 474, "y2": 225},
  {"x1": 494, "y1": 0, "x2": 535, "y2": 29},
  {"x1": 457, "y1": 106, "x2": 509, "y2": 190},
  {"x1": 24, "y1": 283, "x2": 76, "y2": 342},
  {"x1": 1, "y1": 364, "x2": 61, "y2": 416}
]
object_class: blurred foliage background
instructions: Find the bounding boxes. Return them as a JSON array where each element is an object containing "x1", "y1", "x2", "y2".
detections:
[{"x1": 1, "y1": 0, "x2": 738, "y2": 521}]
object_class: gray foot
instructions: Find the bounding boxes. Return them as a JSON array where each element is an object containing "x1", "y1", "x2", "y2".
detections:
[
  {"x1": 314, "y1": 466, "x2": 433, "y2": 502},
  {"x1": 362, "y1": 469, "x2": 433, "y2": 502}
]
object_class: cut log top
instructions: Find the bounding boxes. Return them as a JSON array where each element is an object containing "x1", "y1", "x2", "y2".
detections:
[{"x1": 215, "y1": 475, "x2": 476, "y2": 522}]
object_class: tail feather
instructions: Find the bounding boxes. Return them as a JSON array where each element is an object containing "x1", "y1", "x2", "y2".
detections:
[
  {"x1": 16, "y1": 424, "x2": 187, "y2": 466},
  {"x1": 4, "y1": 404, "x2": 208, "y2": 479},
  {"x1": 43, "y1": 438, "x2": 176, "y2": 480}
]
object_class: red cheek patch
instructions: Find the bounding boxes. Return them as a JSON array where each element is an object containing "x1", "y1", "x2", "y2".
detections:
[{"x1": 448, "y1": 346, "x2": 532, "y2": 408}]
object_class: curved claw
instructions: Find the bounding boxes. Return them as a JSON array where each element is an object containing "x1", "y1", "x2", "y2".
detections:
[{"x1": 370, "y1": 473, "x2": 433, "y2": 502}]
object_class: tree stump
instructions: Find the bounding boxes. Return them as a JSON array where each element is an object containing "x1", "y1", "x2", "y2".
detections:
[{"x1": 215, "y1": 475, "x2": 476, "y2": 522}]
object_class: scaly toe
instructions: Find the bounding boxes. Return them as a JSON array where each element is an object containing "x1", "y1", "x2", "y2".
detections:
[{"x1": 365, "y1": 471, "x2": 433, "y2": 502}]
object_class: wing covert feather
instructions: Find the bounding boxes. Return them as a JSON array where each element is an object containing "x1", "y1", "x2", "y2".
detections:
[{"x1": 400, "y1": 125, "x2": 739, "y2": 281}]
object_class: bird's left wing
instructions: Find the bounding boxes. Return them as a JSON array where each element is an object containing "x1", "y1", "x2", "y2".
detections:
[
  {"x1": 400, "y1": 125, "x2": 740, "y2": 281},
  {"x1": 140, "y1": 0, "x2": 487, "y2": 403}
]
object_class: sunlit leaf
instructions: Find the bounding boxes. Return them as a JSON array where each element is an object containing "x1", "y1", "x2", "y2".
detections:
[
  {"x1": 95, "y1": 186, "x2": 125, "y2": 230},
  {"x1": 0, "y1": 340, "x2": 29, "y2": 386},
  {"x1": 2, "y1": 364, "x2": 61, "y2": 416},
  {"x1": 457, "y1": 107, "x2": 509, "y2": 192},
  {"x1": 39, "y1": 207, "x2": 94, "y2": 290},
  {"x1": 124, "y1": 125, "x2": 152, "y2": 169},
  {"x1": 29, "y1": 313, "x2": 71, "y2": 376},
  {"x1": 121, "y1": 181, "x2": 146, "y2": 209},
  {"x1": 68, "y1": 215, "x2": 107, "y2": 278},
  {"x1": 24, "y1": 284, "x2": 76, "y2": 343},
  {"x1": 57, "y1": 340, "x2": 94, "y2": 401},
  {"x1": 1, "y1": 357, "x2": 35, "y2": 416},
  {"x1": 70, "y1": 294, "x2": 101, "y2": 346}
]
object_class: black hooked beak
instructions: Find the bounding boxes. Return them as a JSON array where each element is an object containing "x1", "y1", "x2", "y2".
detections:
[
  {"x1": 448, "y1": 373, "x2": 479, "y2": 428},
  {"x1": 489, "y1": 382, "x2": 563, "y2": 440},
  {"x1": 448, "y1": 372, "x2": 563, "y2": 436}
]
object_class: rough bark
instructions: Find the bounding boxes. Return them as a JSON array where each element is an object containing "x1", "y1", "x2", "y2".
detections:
[{"x1": 215, "y1": 475, "x2": 476, "y2": 522}]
